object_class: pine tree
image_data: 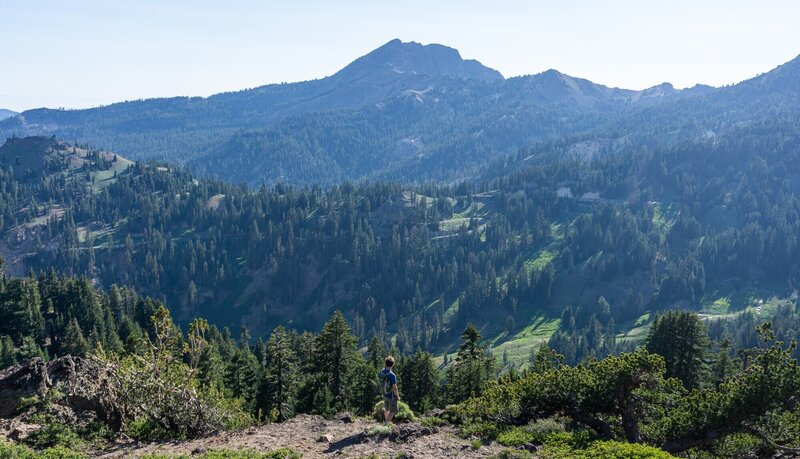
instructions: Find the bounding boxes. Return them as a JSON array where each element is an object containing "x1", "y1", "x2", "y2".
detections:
[
  {"x1": 530, "y1": 342, "x2": 564, "y2": 374},
  {"x1": 17, "y1": 336, "x2": 46, "y2": 361},
  {"x1": 197, "y1": 343, "x2": 226, "y2": 390},
  {"x1": 314, "y1": 310, "x2": 359, "y2": 410},
  {"x1": 400, "y1": 349, "x2": 440, "y2": 413},
  {"x1": 260, "y1": 326, "x2": 297, "y2": 421},
  {"x1": 60, "y1": 317, "x2": 90, "y2": 356},
  {"x1": 711, "y1": 338, "x2": 737, "y2": 388},
  {"x1": 445, "y1": 324, "x2": 495, "y2": 404},
  {"x1": 348, "y1": 359, "x2": 380, "y2": 415},
  {"x1": 645, "y1": 311, "x2": 709, "y2": 389},
  {"x1": 366, "y1": 334, "x2": 385, "y2": 369},
  {"x1": 225, "y1": 347, "x2": 259, "y2": 412},
  {"x1": 0, "y1": 335, "x2": 16, "y2": 368}
]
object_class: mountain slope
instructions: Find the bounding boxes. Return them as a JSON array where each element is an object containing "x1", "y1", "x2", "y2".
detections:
[
  {"x1": 2, "y1": 106, "x2": 799, "y2": 366},
  {"x1": 0, "y1": 40, "x2": 501, "y2": 171},
  {"x1": 6, "y1": 41, "x2": 791, "y2": 185},
  {"x1": 0, "y1": 109, "x2": 16, "y2": 121}
]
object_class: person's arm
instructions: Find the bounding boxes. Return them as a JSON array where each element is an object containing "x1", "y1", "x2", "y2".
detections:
[{"x1": 391, "y1": 374, "x2": 399, "y2": 400}]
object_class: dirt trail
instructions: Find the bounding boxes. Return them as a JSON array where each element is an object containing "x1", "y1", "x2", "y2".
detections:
[{"x1": 96, "y1": 415, "x2": 506, "y2": 458}]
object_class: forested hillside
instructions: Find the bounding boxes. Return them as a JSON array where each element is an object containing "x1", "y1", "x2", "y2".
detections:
[
  {"x1": 3, "y1": 269, "x2": 800, "y2": 458},
  {"x1": 2, "y1": 30, "x2": 800, "y2": 459},
  {"x1": 2, "y1": 105, "x2": 800, "y2": 366}
]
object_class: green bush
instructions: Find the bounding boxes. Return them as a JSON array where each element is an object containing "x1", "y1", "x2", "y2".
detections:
[
  {"x1": 24, "y1": 415, "x2": 83, "y2": 450},
  {"x1": 0, "y1": 441, "x2": 86, "y2": 459},
  {"x1": 371, "y1": 400, "x2": 415, "y2": 423},
  {"x1": 15, "y1": 396, "x2": 41, "y2": 413},
  {"x1": 38, "y1": 447, "x2": 86, "y2": 459},
  {"x1": 496, "y1": 421, "x2": 596, "y2": 450},
  {"x1": 540, "y1": 440, "x2": 675, "y2": 459},
  {"x1": 124, "y1": 418, "x2": 182, "y2": 442},
  {"x1": 421, "y1": 416, "x2": 448, "y2": 427},
  {"x1": 365, "y1": 425, "x2": 392, "y2": 436},
  {"x1": 458, "y1": 420, "x2": 501, "y2": 440},
  {"x1": 491, "y1": 450, "x2": 533, "y2": 459},
  {"x1": 442, "y1": 404, "x2": 464, "y2": 424}
]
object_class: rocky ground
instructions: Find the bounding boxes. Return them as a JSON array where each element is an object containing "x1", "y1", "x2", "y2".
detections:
[
  {"x1": 0, "y1": 358, "x2": 511, "y2": 458},
  {"x1": 95, "y1": 414, "x2": 507, "y2": 458}
]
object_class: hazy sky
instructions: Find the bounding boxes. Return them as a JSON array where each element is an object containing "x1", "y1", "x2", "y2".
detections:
[{"x1": 2, "y1": 0, "x2": 799, "y2": 111}]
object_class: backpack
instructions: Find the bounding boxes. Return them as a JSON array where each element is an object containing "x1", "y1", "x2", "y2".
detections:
[{"x1": 378, "y1": 369, "x2": 392, "y2": 396}]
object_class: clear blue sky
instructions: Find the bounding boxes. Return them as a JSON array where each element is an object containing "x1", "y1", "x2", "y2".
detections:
[{"x1": 2, "y1": 0, "x2": 799, "y2": 111}]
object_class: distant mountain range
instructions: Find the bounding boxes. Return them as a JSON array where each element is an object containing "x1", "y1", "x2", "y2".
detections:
[
  {"x1": 1, "y1": 40, "x2": 798, "y2": 185},
  {"x1": 0, "y1": 109, "x2": 17, "y2": 121}
]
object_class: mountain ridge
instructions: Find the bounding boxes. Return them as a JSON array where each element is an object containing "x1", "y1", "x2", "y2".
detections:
[
  {"x1": 0, "y1": 109, "x2": 16, "y2": 121},
  {"x1": 1, "y1": 42, "x2": 799, "y2": 186}
]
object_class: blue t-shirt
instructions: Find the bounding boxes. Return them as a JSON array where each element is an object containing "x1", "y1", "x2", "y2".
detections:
[{"x1": 380, "y1": 368, "x2": 397, "y2": 399}]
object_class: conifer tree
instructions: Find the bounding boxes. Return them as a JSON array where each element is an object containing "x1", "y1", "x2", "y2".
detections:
[
  {"x1": 260, "y1": 326, "x2": 297, "y2": 421},
  {"x1": 314, "y1": 310, "x2": 359, "y2": 410},
  {"x1": 225, "y1": 347, "x2": 260, "y2": 412},
  {"x1": 530, "y1": 342, "x2": 564, "y2": 374},
  {"x1": 61, "y1": 317, "x2": 90, "y2": 356},
  {"x1": 0, "y1": 335, "x2": 16, "y2": 368},
  {"x1": 400, "y1": 349, "x2": 440, "y2": 413},
  {"x1": 366, "y1": 334, "x2": 386, "y2": 369},
  {"x1": 445, "y1": 324, "x2": 495, "y2": 403},
  {"x1": 645, "y1": 310, "x2": 709, "y2": 389}
]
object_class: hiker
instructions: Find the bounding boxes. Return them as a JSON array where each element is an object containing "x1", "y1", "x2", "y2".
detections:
[{"x1": 379, "y1": 355, "x2": 399, "y2": 424}]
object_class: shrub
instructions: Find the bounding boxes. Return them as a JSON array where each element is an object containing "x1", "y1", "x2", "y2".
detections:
[
  {"x1": 491, "y1": 450, "x2": 533, "y2": 459},
  {"x1": 365, "y1": 425, "x2": 392, "y2": 436},
  {"x1": 496, "y1": 419, "x2": 567, "y2": 447},
  {"x1": 0, "y1": 440, "x2": 86, "y2": 459},
  {"x1": 442, "y1": 404, "x2": 464, "y2": 424},
  {"x1": 39, "y1": 447, "x2": 86, "y2": 459},
  {"x1": 15, "y1": 395, "x2": 41, "y2": 413},
  {"x1": 371, "y1": 400, "x2": 415, "y2": 423},
  {"x1": 124, "y1": 418, "x2": 180, "y2": 442},
  {"x1": 421, "y1": 416, "x2": 448, "y2": 427},
  {"x1": 24, "y1": 414, "x2": 83, "y2": 450},
  {"x1": 540, "y1": 440, "x2": 675, "y2": 458},
  {"x1": 458, "y1": 420, "x2": 501, "y2": 440}
]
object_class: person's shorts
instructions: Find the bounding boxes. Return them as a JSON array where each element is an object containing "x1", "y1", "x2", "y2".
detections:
[{"x1": 384, "y1": 396, "x2": 398, "y2": 414}]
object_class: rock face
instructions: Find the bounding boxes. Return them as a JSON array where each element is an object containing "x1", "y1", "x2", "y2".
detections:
[{"x1": 0, "y1": 356, "x2": 124, "y2": 431}]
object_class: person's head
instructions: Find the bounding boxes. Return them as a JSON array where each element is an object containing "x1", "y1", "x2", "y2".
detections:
[{"x1": 384, "y1": 355, "x2": 395, "y2": 368}]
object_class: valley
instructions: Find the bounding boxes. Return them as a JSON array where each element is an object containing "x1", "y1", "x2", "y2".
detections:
[{"x1": 1, "y1": 25, "x2": 800, "y2": 458}]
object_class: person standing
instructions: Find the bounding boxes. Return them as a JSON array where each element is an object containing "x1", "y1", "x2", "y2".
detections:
[{"x1": 378, "y1": 355, "x2": 399, "y2": 424}]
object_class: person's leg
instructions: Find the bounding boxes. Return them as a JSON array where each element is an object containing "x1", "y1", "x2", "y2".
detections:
[
  {"x1": 383, "y1": 397, "x2": 390, "y2": 424},
  {"x1": 386, "y1": 398, "x2": 397, "y2": 423}
]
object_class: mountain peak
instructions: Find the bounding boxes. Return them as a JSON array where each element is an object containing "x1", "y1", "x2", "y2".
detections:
[{"x1": 334, "y1": 39, "x2": 503, "y2": 83}]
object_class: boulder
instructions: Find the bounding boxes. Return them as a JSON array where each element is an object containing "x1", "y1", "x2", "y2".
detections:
[
  {"x1": 8, "y1": 421, "x2": 40, "y2": 442},
  {"x1": 335, "y1": 412, "x2": 354, "y2": 423}
]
